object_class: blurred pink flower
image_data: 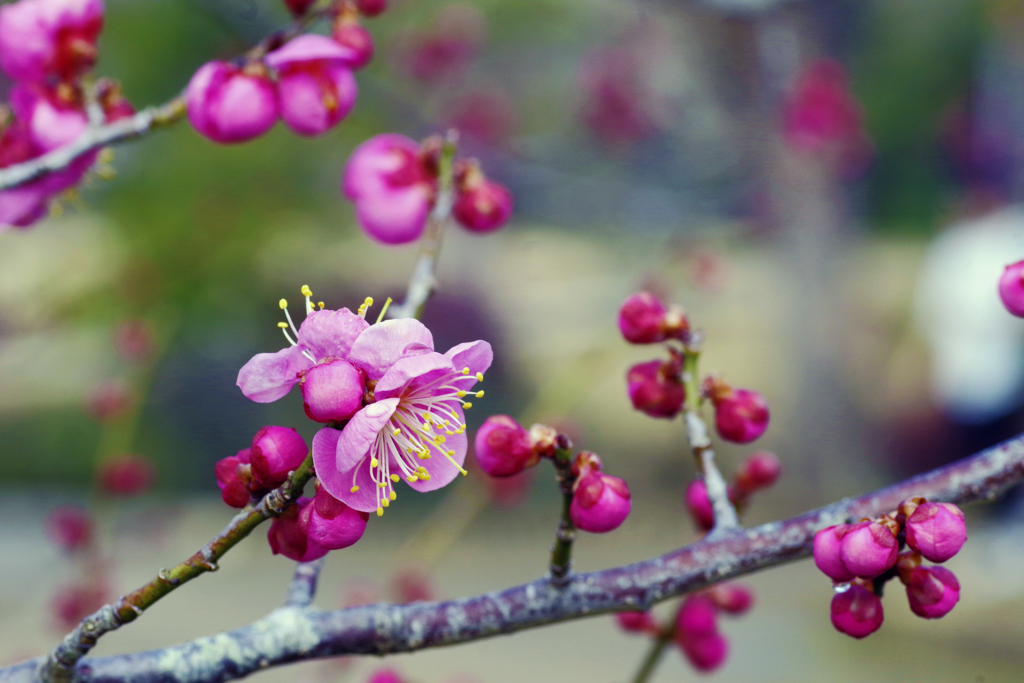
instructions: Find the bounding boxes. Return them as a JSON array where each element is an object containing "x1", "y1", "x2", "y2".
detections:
[
  {"x1": 186, "y1": 61, "x2": 278, "y2": 144},
  {"x1": 0, "y1": 0, "x2": 104, "y2": 82},
  {"x1": 265, "y1": 35, "x2": 359, "y2": 137},
  {"x1": 97, "y1": 455, "x2": 155, "y2": 497}
]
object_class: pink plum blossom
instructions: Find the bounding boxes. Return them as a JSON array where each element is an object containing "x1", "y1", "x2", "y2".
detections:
[
  {"x1": 708, "y1": 385, "x2": 770, "y2": 445},
  {"x1": 474, "y1": 414, "x2": 536, "y2": 477},
  {"x1": 452, "y1": 174, "x2": 513, "y2": 233},
  {"x1": 734, "y1": 451, "x2": 781, "y2": 495},
  {"x1": 998, "y1": 260, "x2": 1024, "y2": 318},
  {"x1": 331, "y1": 18, "x2": 374, "y2": 70},
  {"x1": 618, "y1": 292, "x2": 668, "y2": 343},
  {"x1": 675, "y1": 595, "x2": 728, "y2": 672},
  {"x1": 355, "y1": 0, "x2": 386, "y2": 17},
  {"x1": 0, "y1": 121, "x2": 51, "y2": 230},
  {"x1": 97, "y1": 455, "x2": 155, "y2": 497},
  {"x1": 0, "y1": 0, "x2": 104, "y2": 82},
  {"x1": 267, "y1": 497, "x2": 329, "y2": 562},
  {"x1": 570, "y1": 470, "x2": 631, "y2": 533},
  {"x1": 250, "y1": 426, "x2": 308, "y2": 489},
  {"x1": 46, "y1": 506, "x2": 93, "y2": 552},
  {"x1": 904, "y1": 502, "x2": 967, "y2": 563},
  {"x1": 299, "y1": 484, "x2": 369, "y2": 550},
  {"x1": 186, "y1": 61, "x2": 278, "y2": 144},
  {"x1": 813, "y1": 524, "x2": 855, "y2": 582},
  {"x1": 627, "y1": 358, "x2": 685, "y2": 419},
  {"x1": 830, "y1": 582, "x2": 883, "y2": 639},
  {"x1": 839, "y1": 521, "x2": 899, "y2": 579},
  {"x1": 685, "y1": 479, "x2": 714, "y2": 532},
  {"x1": 265, "y1": 35, "x2": 358, "y2": 137},
  {"x1": 342, "y1": 133, "x2": 436, "y2": 245},
  {"x1": 9, "y1": 83, "x2": 88, "y2": 153},
  {"x1": 904, "y1": 565, "x2": 960, "y2": 619},
  {"x1": 215, "y1": 448, "x2": 252, "y2": 508},
  {"x1": 708, "y1": 583, "x2": 754, "y2": 615}
]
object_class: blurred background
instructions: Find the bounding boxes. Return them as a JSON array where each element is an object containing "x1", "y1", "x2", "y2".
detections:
[{"x1": 2, "y1": 0, "x2": 1024, "y2": 680}]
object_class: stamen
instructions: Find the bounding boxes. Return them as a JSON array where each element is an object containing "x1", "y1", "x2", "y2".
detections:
[
  {"x1": 318, "y1": 301, "x2": 325, "y2": 309},
  {"x1": 462, "y1": 367, "x2": 470, "y2": 375},
  {"x1": 476, "y1": 372, "x2": 484, "y2": 381},
  {"x1": 357, "y1": 296, "x2": 374, "y2": 319},
  {"x1": 377, "y1": 507, "x2": 383, "y2": 516},
  {"x1": 389, "y1": 491, "x2": 397, "y2": 500},
  {"x1": 375, "y1": 297, "x2": 393, "y2": 324},
  {"x1": 462, "y1": 402, "x2": 473, "y2": 409},
  {"x1": 390, "y1": 474, "x2": 400, "y2": 482},
  {"x1": 350, "y1": 485, "x2": 360, "y2": 493},
  {"x1": 301, "y1": 285, "x2": 314, "y2": 314},
  {"x1": 475, "y1": 391, "x2": 484, "y2": 398}
]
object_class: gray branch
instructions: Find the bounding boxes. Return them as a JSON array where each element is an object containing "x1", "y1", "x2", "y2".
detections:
[
  {"x1": 2, "y1": 433, "x2": 1021, "y2": 683},
  {"x1": 283, "y1": 559, "x2": 326, "y2": 609}
]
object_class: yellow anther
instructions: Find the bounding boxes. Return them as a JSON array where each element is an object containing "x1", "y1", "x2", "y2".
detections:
[
  {"x1": 378, "y1": 482, "x2": 387, "y2": 488},
  {"x1": 457, "y1": 390, "x2": 467, "y2": 398},
  {"x1": 475, "y1": 391, "x2": 484, "y2": 398},
  {"x1": 376, "y1": 507, "x2": 383, "y2": 516},
  {"x1": 279, "y1": 299, "x2": 288, "y2": 309},
  {"x1": 462, "y1": 402, "x2": 473, "y2": 410},
  {"x1": 318, "y1": 301, "x2": 325, "y2": 309},
  {"x1": 393, "y1": 428, "x2": 401, "y2": 436},
  {"x1": 350, "y1": 485, "x2": 360, "y2": 493},
  {"x1": 416, "y1": 467, "x2": 428, "y2": 474},
  {"x1": 371, "y1": 457, "x2": 378, "y2": 467},
  {"x1": 476, "y1": 372, "x2": 484, "y2": 381},
  {"x1": 277, "y1": 322, "x2": 289, "y2": 328},
  {"x1": 390, "y1": 474, "x2": 400, "y2": 482},
  {"x1": 408, "y1": 475, "x2": 419, "y2": 482},
  {"x1": 462, "y1": 367, "x2": 470, "y2": 375},
  {"x1": 301, "y1": 285, "x2": 312, "y2": 297},
  {"x1": 461, "y1": 470, "x2": 468, "y2": 476},
  {"x1": 447, "y1": 450, "x2": 455, "y2": 456},
  {"x1": 382, "y1": 498, "x2": 389, "y2": 507},
  {"x1": 422, "y1": 473, "x2": 432, "y2": 480},
  {"x1": 445, "y1": 431, "x2": 454, "y2": 436},
  {"x1": 389, "y1": 491, "x2": 396, "y2": 501}
]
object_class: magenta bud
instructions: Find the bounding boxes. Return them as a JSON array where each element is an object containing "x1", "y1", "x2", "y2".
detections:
[
  {"x1": 391, "y1": 566, "x2": 435, "y2": 603},
  {"x1": 299, "y1": 485, "x2": 369, "y2": 550},
  {"x1": 904, "y1": 565, "x2": 960, "y2": 619},
  {"x1": 676, "y1": 594, "x2": 719, "y2": 638},
  {"x1": 300, "y1": 359, "x2": 365, "y2": 423},
  {"x1": 356, "y1": 0, "x2": 386, "y2": 16},
  {"x1": 905, "y1": 502, "x2": 967, "y2": 563},
  {"x1": 998, "y1": 260, "x2": 1024, "y2": 317},
  {"x1": 215, "y1": 448, "x2": 252, "y2": 508},
  {"x1": 265, "y1": 35, "x2": 358, "y2": 137},
  {"x1": 250, "y1": 426, "x2": 308, "y2": 489},
  {"x1": 813, "y1": 525, "x2": 855, "y2": 582},
  {"x1": 46, "y1": 506, "x2": 93, "y2": 553},
  {"x1": 679, "y1": 632, "x2": 729, "y2": 673},
  {"x1": 87, "y1": 380, "x2": 133, "y2": 422},
  {"x1": 453, "y1": 178, "x2": 513, "y2": 233},
  {"x1": 474, "y1": 415, "x2": 536, "y2": 477},
  {"x1": 830, "y1": 583, "x2": 883, "y2": 639},
  {"x1": 627, "y1": 359, "x2": 685, "y2": 419},
  {"x1": 618, "y1": 292, "x2": 668, "y2": 344},
  {"x1": 708, "y1": 583, "x2": 754, "y2": 615},
  {"x1": 51, "y1": 582, "x2": 109, "y2": 632},
  {"x1": 570, "y1": 471, "x2": 631, "y2": 533},
  {"x1": 684, "y1": 480, "x2": 715, "y2": 532},
  {"x1": 268, "y1": 497, "x2": 329, "y2": 562},
  {"x1": 366, "y1": 669, "x2": 404, "y2": 683},
  {"x1": 186, "y1": 61, "x2": 278, "y2": 144},
  {"x1": 0, "y1": 0, "x2": 104, "y2": 82},
  {"x1": 615, "y1": 610, "x2": 657, "y2": 634},
  {"x1": 283, "y1": 0, "x2": 316, "y2": 16},
  {"x1": 97, "y1": 455, "x2": 155, "y2": 497},
  {"x1": 839, "y1": 521, "x2": 898, "y2": 579},
  {"x1": 712, "y1": 388, "x2": 770, "y2": 444},
  {"x1": 331, "y1": 21, "x2": 375, "y2": 71},
  {"x1": 734, "y1": 451, "x2": 781, "y2": 494}
]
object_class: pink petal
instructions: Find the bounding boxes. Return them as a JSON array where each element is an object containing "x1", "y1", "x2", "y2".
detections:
[
  {"x1": 236, "y1": 345, "x2": 312, "y2": 402},
  {"x1": 339, "y1": 457, "x2": 382, "y2": 513},
  {"x1": 406, "y1": 407, "x2": 467, "y2": 493},
  {"x1": 444, "y1": 340, "x2": 493, "y2": 376},
  {"x1": 297, "y1": 307, "x2": 369, "y2": 361},
  {"x1": 336, "y1": 397, "x2": 399, "y2": 472},
  {"x1": 354, "y1": 185, "x2": 432, "y2": 245},
  {"x1": 374, "y1": 351, "x2": 453, "y2": 399},
  {"x1": 265, "y1": 34, "x2": 360, "y2": 68},
  {"x1": 347, "y1": 319, "x2": 434, "y2": 379}
]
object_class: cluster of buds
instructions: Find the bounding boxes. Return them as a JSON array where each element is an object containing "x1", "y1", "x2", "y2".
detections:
[
  {"x1": 474, "y1": 417, "x2": 631, "y2": 533},
  {"x1": 343, "y1": 133, "x2": 513, "y2": 245},
  {"x1": 999, "y1": 259, "x2": 1024, "y2": 318},
  {"x1": 616, "y1": 583, "x2": 753, "y2": 673},
  {"x1": 45, "y1": 506, "x2": 110, "y2": 630},
  {"x1": 685, "y1": 451, "x2": 781, "y2": 532},
  {"x1": 215, "y1": 426, "x2": 308, "y2": 507},
  {"x1": 813, "y1": 498, "x2": 967, "y2": 638},
  {"x1": 0, "y1": 0, "x2": 135, "y2": 230}
]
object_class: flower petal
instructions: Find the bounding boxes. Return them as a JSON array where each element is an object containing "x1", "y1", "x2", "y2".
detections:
[
  {"x1": 374, "y1": 351, "x2": 453, "y2": 399},
  {"x1": 407, "y1": 405, "x2": 468, "y2": 493},
  {"x1": 445, "y1": 340, "x2": 493, "y2": 377},
  {"x1": 336, "y1": 397, "x2": 400, "y2": 472},
  {"x1": 314, "y1": 428, "x2": 380, "y2": 513},
  {"x1": 347, "y1": 319, "x2": 434, "y2": 379},
  {"x1": 236, "y1": 346, "x2": 312, "y2": 402},
  {"x1": 297, "y1": 307, "x2": 369, "y2": 361}
]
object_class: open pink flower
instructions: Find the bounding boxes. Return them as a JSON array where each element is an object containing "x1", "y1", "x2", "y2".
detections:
[
  {"x1": 0, "y1": 0, "x2": 104, "y2": 82},
  {"x1": 265, "y1": 34, "x2": 358, "y2": 137},
  {"x1": 0, "y1": 121, "x2": 51, "y2": 230},
  {"x1": 313, "y1": 319, "x2": 491, "y2": 516}
]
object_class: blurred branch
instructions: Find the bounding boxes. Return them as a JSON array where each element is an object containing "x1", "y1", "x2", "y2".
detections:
[
  {"x1": 285, "y1": 557, "x2": 327, "y2": 608},
  {"x1": 7, "y1": 433, "x2": 1023, "y2": 683},
  {"x1": 37, "y1": 455, "x2": 316, "y2": 683}
]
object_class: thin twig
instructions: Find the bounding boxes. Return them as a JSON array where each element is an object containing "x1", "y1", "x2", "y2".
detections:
[
  {"x1": 631, "y1": 629, "x2": 674, "y2": 683},
  {"x1": 284, "y1": 557, "x2": 327, "y2": 608},
  {"x1": 548, "y1": 445, "x2": 577, "y2": 585},
  {"x1": 8, "y1": 433, "x2": 1022, "y2": 683}
]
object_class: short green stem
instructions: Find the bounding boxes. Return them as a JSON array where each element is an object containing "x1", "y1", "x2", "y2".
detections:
[
  {"x1": 631, "y1": 628, "x2": 675, "y2": 683},
  {"x1": 548, "y1": 446, "x2": 576, "y2": 585}
]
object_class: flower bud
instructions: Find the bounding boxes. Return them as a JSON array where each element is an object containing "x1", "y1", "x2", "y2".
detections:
[
  {"x1": 356, "y1": 0, "x2": 386, "y2": 16},
  {"x1": 813, "y1": 525, "x2": 855, "y2": 582},
  {"x1": 97, "y1": 455, "x2": 155, "y2": 497},
  {"x1": 87, "y1": 380, "x2": 133, "y2": 422},
  {"x1": 332, "y1": 18, "x2": 375, "y2": 71},
  {"x1": 268, "y1": 497, "x2": 329, "y2": 562},
  {"x1": 300, "y1": 359, "x2": 365, "y2": 423},
  {"x1": 46, "y1": 506, "x2": 93, "y2": 553},
  {"x1": 96, "y1": 79, "x2": 135, "y2": 123},
  {"x1": 265, "y1": 35, "x2": 358, "y2": 137},
  {"x1": 453, "y1": 167, "x2": 513, "y2": 233},
  {"x1": 10, "y1": 82, "x2": 88, "y2": 153},
  {"x1": 391, "y1": 566, "x2": 435, "y2": 603},
  {"x1": 733, "y1": 451, "x2": 781, "y2": 495},
  {"x1": 675, "y1": 595, "x2": 727, "y2": 672},
  {"x1": 527, "y1": 422, "x2": 559, "y2": 457},
  {"x1": 615, "y1": 610, "x2": 657, "y2": 634},
  {"x1": 679, "y1": 632, "x2": 729, "y2": 673},
  {"x1": 186, "y1": 61, "x2": 278, "y2": 144},
  {"x1": 684, "y1": 480, "x2": 715, "y2": 532},
  {"x1": 904, "y1": 502, "x2": 967, "y2": 563},
  {"x1": 474, "y1": 415, "x2": 536, "y2": 477},
  {"x1": 570, "y1": 471, "x2": 631, "y2": 533},
  {"x1": 114, "y1": 319, "x2": 155, "y2": 363},
  {"x1": 618, "y1": 292, "x2": 667, "y2": 344},
  {"x1": 250, "y1": 426, "x2": 308, "y2": 489},
  {"x1": 708, "y1": 583, "x2": 754, "y2": 615},
  {"x1": 283, "y1": 0, "x2": 316, "y2": 16},
  {"x1": 366, "y1": 670, "x2": 404, "y2": 683},
  {"x1": 299, "y1": 485, "x2": 369, "y2": 550},
  {"x1": 51, "y1": 582, "x2": 109, "y2": 632},
  {"x1": 830, "y1": 583, "x2": 883, "y2": 639},
  {"x1": 215, "y1": 448, "x2": 253, "y2": 508},
  {"x1": 998, "y1": 260, "x2": 1024, "y2": 318},
  {"x1": 839, "y1": 521, "x2": 898, "y2": 579},
  {"x1": 627, "y1": 359, "x2": 685, "y2": 419},
  {"x1": 0, "y1": 0, "x2": 104, "y2": 82},
  {"x1": 708, "y1": 384, "x2": 769, "y2": 444},
  {"x1": 903, "y1": 565, "x2": 960, "y2": 619}
]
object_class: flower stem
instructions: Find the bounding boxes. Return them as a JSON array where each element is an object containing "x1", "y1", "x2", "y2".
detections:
[
  {"x1": 548, "y1": 443, "x2": 576, "y2": 585},
  {"x1": 631, "y1": 630, "x2": 674, "y2": 683}
]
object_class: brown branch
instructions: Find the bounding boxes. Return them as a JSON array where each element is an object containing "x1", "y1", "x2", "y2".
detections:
[{"x1": 3, "y1": 433, "x2": 1020, "y2": 683}]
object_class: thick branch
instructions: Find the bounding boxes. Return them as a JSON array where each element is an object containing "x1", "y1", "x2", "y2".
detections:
[{"x1": 5, "y1": 433, "x2": 1021, "y2": 683}]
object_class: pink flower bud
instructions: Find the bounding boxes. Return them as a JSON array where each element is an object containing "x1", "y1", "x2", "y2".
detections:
[
  {"x1": 342, "y1": 133, "x2": 436, "y2": 245},
  {"x1": 51, "y1": 582, "x2": 109, "y2": 632},
  {"x1": 97, "y1": 455, "x2": 155, "y2": 497},
  {"x1": 0, "y1": 0, "x2": 104, "y2": 82},
  {"x1": 96, "y1": 79, "x2": 134, "y2": 122},
  {"x1": 904, "y1": 565, "x2": 960, "y2": 619},
  {"x1": 830, "y1": 583, "x2": 883, "y2": 639},
  {"x1": 10, "y1": 82, "x2": 89, "y2": 153},
  {"x1": 87, "y1": 380, "x2": 133, "y2": 421},
  {"x1": 679, "y1": 632, "x2": 729, "y2": 673},
  {"x1": 570, "y1": 471, "x2": 631, "y2": 533},
  {"x1": 356, "y1": 0, "x2": 386, "y2": 17},
  {"x1": 391, "y1": 566, "x2": 435, "y2": 603},
  {"x1": 684, "y1": 480, "x2": 715, "y2": 532},
  {"x1": 366, "y1": 669, "x2": 404, "y2": 683},
  {"x1": 474, "y1": 415, "x2": 536, "y2": 477},
  {"x1": 998, "y1": 260, "x2": 1024, "y2": 317},
  {"x1": 186, "y1": 61, "x2": 278, "y2": 144},
  {"x1": 300, "y1": 359, "x2": 365, "y2": 423},
  {"x1": 615, "y1": 610, "x2": 657, "y2": 634},
  {"x1": 453, "y1": 175, "x2": 513, "y2": 233},
  {"x1": 268, "y1": 497, "x2": 329, "y2": 562},
  {"x1": 250, "y1": 426, "x2": 308, "y2": 489},
  {"x1": 708, "y1": 583, "x2": 754, "y2": 615},
  {"x1": 113, "y1": 319, "x2": 154, "y2": 362},
  {"x1": 904, "y1": 502, "x2": 967, "y2": 563},
  {"x1": 734, "y1": 451, "x2": 781, "y2": 495},
  {"x1": 265, "y1": 35, "x2": 358, "y2": 137},
  {"x1": 813, "y1": 524, "x2": 855, "y2": 582},
  {"x1": 675, "y1": 595, "x2": 727, "y2": 672},
  {"x1": 618, "y1": 292, "x2": 667, "y2": 344},
  {"x1": 46, "y1": 506, "x2": 93, "y2": 552},
  {"x1": 299, "y1": 485, "x2": 368, "y2": 550},
  {"x1": 331, "y1": 19, "x2": 374, "y2": 70},
  {"x1": 627, "y1": 359, "x2": 685, "y2": 419},
  {"x1": 839, "y1": 521, "x2": 898, "y2": 579},
  {"x1": 711, "y1": 388, "x2": 769, "y2": 444},
  {"x1": 282, "y1": 0, "x2": 316, "y2": 16},
  {"x1": 215, "y1": 448, "x2": 252, "y2": 508}
]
